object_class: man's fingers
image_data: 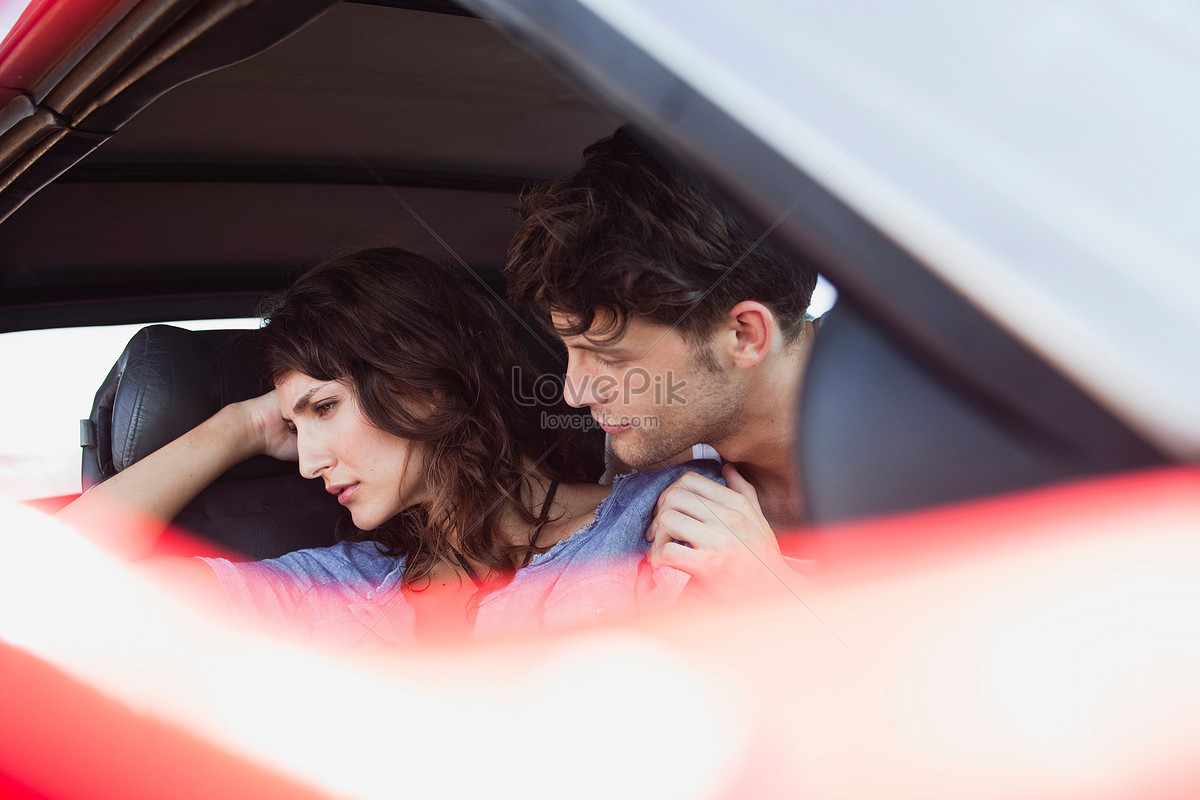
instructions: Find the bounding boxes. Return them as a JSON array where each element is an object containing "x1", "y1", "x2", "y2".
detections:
[
  {"x1": 651, "y1": 473, "x2": 727, "y2": 534},
  {"x1": 656, "y1": 486, "x2": 720, "y2": 524},
  {"x1": 649, "y1": 508, "x2": 718, "y2": 552},
  {"x1": 722, "y1": 462, "x2": 760, "y2": 504},
  {"x1": 649, "y1": 474, "x2": 764, "y2": 545},
  {"x1": 648, "y1": 539, "x2": 703, "y2": 573},
  {"x1": 653, "y1": 472, "x2": 740, "y2": 516}
]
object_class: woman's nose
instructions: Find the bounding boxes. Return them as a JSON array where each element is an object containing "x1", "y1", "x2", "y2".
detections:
[{"x1": 297, "y1": 433, "x2": 334, "y2": 480}]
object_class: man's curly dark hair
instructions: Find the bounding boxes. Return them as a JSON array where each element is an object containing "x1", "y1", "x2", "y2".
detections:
[{"x1": 506, "y1": 126, "x2": 818, "y2": 345}]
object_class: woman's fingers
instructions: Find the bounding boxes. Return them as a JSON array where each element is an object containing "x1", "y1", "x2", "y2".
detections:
[{"x1": 240, "y1": 390, "x2": 298, "y2": 461}]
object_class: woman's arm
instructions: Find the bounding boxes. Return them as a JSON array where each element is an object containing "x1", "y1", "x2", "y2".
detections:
[{"x1": 55, "y1": 391, "x2": 297, "y2": 561}]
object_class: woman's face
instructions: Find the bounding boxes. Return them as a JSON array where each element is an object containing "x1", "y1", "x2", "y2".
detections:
[{"x1": 275, "y1": 372, "x2": 429, "y2": 530}]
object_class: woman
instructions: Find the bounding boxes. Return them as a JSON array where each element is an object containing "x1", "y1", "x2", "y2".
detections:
[{"x1": 57, "y1": 248, "x2": 719, "y2": 651}]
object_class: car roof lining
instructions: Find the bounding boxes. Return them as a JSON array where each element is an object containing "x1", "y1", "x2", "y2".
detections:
[
  {"x1": 80, "y1": 3, "x2": 613, "y2": 174},
  {"x1": 0, "y1": 1, "x2": 619, "y2": 329}
]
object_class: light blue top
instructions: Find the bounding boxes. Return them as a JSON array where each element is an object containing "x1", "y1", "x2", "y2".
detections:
[{"x1": 201, "y1": 460, "x2": 722, "y2": 654}]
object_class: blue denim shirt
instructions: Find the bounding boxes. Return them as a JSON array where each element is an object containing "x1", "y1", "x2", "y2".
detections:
[{"x1": 201, "y1": 460, "x2": 722, "y2": 653}]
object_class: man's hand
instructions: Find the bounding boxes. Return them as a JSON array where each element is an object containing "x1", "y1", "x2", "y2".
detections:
[{"x1": 646, "y1": 463, "x2": 792, "y2": 601}]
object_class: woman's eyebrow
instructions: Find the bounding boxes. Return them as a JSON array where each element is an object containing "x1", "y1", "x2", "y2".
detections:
[{"x1": 291, "y1": 385, "x2": 326, "y2": 414}]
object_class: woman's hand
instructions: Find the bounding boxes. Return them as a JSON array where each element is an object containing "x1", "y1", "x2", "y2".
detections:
[{"x1": 232, "y1": 390, "x2": 298, "y2": 463}]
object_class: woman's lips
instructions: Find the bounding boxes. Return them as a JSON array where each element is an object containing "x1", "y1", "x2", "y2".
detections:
[{"x1": 329, "y1": 483, "x2": 359, "y2": 505}]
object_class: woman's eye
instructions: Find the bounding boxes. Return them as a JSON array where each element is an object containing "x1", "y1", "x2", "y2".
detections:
[
  {"x1": 286, "y1": 422, "x2": 297, "y2": 435},
  {"x1": 314, "y1": 400, "x2": 337, "y2": 418}
]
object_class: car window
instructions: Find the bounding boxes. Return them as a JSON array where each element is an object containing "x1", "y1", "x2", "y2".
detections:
[
  {"x1": 0, "y1": 319, "x2": 261, "y2": 501},
  {"x1": 808, "y1": 275, "x2": 837, "y2": 320},
  {"x1": 1, "y1": 276, "x2": 833, "y2": 505}
]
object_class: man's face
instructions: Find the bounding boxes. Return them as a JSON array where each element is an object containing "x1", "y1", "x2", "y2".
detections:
[{"x1": 551, "y1": 311, "x2": 746, "y2": 469}]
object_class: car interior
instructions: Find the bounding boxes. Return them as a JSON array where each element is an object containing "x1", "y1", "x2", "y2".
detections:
[
  {"x1": 2, "y1": 0, "x2": 618, "y2": 547},
  {"x1": 0, "y1": 0, "x2": 1173, "y2": 555},
  {"x1": 4, "y1": 4, "x2": 1198, "y2": 797},
  {"x1": 81, "y1": 324, "x2": 343, "y2": 557}
]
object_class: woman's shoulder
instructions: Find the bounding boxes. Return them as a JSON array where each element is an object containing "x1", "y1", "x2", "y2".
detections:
[
  {"x1": 608, "y1": 458, "x2": 725, "y2": 505},
  {"x1": 541, "y1": 458, "x2": 724, "y2": 562}
]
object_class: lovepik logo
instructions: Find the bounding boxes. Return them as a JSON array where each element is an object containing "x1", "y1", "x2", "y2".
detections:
[{"x1": 511, "y1": 366, "x2": 687, "y2": 407}]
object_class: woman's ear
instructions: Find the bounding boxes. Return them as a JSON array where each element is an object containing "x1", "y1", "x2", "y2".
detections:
[{"x1": 723, "y1": 301, "x2": 775, "y2": 369}]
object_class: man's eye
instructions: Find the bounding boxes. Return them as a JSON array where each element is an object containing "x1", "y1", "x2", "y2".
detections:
[
  {"x1": 594, "y1": 352, "x2": 623, "y2": 367},
  {"x1": 286, "y1": 422, "x2": 297, "y2": 435}
]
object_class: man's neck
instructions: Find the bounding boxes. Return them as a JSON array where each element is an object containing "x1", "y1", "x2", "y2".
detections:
[
  {"x1": 723, "y1": 456, "x2": 804, "y2": 530},
  {"x1": 713, "y1": 327, "x2": 811, "y2": 529}
]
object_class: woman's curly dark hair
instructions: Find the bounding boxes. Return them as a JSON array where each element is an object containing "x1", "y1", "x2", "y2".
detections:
[{"x1": 260, "y1": 247, "x2": 601, "y2": 585}]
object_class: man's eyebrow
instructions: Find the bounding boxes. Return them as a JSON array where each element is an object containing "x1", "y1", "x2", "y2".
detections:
[
  {"x1": 564, "y1": 339, "x2": 635, "y2": 355},
  {"x1": 291, "y1": 385, "x2": 326, "y2": 414}
]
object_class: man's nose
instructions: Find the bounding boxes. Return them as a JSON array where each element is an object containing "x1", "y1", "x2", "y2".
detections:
[{"x1": 562, "y1": 350, "x2": 613, "y2": 408}]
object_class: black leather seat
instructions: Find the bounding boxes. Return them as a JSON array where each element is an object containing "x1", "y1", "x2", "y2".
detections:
[
  {"x1": 797, "y1": 304, "x2": 1163, "y2": 524},
  {"x1": 81, "y1": 324, "x2": 340, "y2": 559}
]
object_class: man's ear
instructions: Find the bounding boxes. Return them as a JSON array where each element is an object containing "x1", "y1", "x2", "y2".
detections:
[{"x1": 721, "y1": 301, "x2": 775, "y2": 368}]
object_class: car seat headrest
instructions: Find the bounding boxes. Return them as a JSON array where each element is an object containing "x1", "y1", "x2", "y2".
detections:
[{"x1": 81, "y1": 324, "x2": 340, "y2": 559}]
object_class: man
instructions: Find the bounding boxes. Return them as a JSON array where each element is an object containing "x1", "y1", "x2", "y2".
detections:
[{"x1": 506, "y1": 127, "x2": 819, "y2": 600}]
